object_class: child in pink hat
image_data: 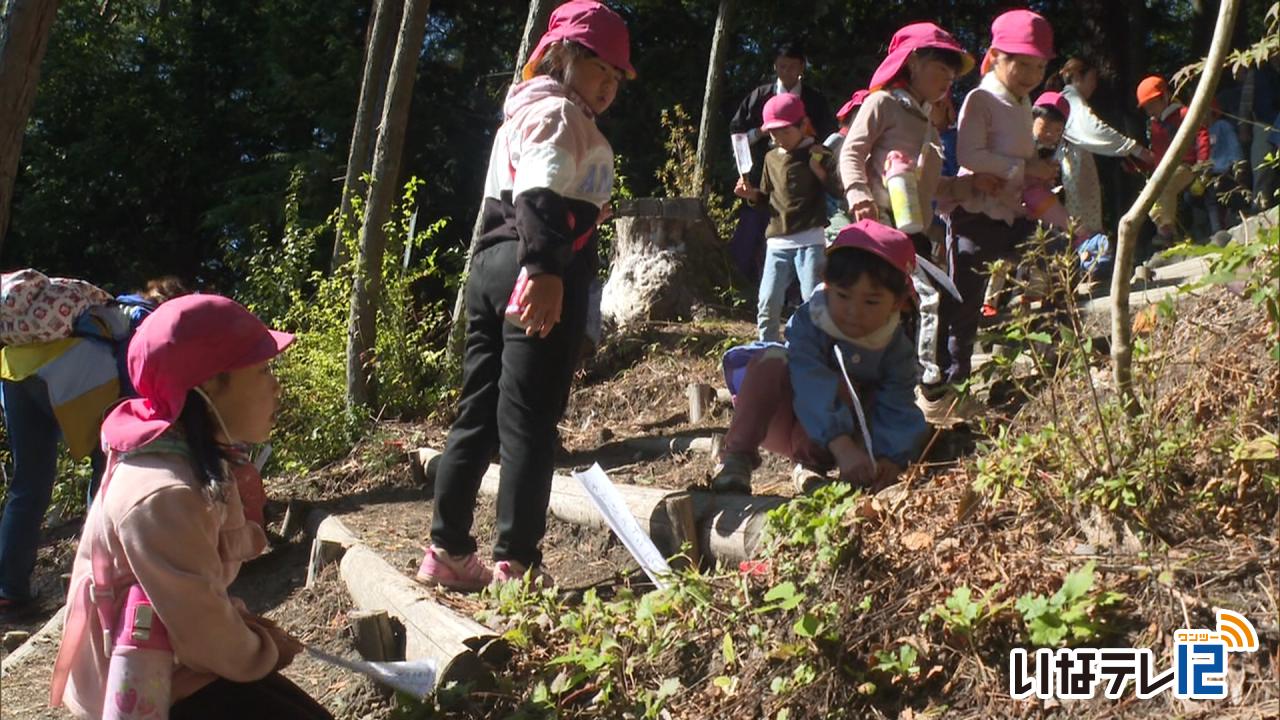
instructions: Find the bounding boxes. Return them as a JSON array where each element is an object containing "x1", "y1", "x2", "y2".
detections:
[
  {"x1": 822, "y1": 89, "x2": 870, "y2": 242},
  {"x1": 919, "y1": 8, "x2": 1060, "y2": 428},
  {"x1": 838, "y1": 21, "x2": 979, "y2": 399},
  {"x1": 49, "y1": 295, "x2": 333, "y2": 719},
  {"x1": 734, "y1": 93, "x2": 842, "y2": 342},
  {"x1": 710, "y1": 220, "x2": 927, "y2": 494},
  {"x1": 421, "y1": 0, "x2": 634, "y2": 592}
]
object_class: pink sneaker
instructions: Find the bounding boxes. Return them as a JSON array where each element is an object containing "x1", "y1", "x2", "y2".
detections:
[
  {"x1": 415, "y1": 547, "x2": 492, "y2": 592},
  {"x1": 492, "y1": 560, "x2": 554, "y2": 588}
]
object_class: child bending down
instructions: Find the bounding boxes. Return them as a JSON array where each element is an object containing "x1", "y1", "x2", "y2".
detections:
[
  {"x1": 710, "y1": 220, "x2": 928, "y2": 494},
  {"x1": 735, "y1": 93, "x2": 842, "y2": 342}
]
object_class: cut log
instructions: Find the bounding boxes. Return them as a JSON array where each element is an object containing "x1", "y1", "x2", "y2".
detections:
[
  {"x1": 415, "y1": 449, "x2": 700, "y2": 565},
  {"x1": 600, "y1": 198, "x2": 731, "y2": 328},
  {"x1": 689, "y1": 492, "x2": 787, "y2": 565},
  {"x1": 307, "y1": 513, "x2": 364, "y2": 587},
  {"x1": 687, "y1": 383, "x2": 733, "y2": 422},
  {"x1": 349, "y1": 610, "x2": 400, "y2": 662}
]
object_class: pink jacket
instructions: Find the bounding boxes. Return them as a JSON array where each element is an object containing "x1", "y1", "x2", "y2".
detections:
[
  {"x1": 955, "y1": 72, "x2": 1037, "y2": 224},
  {"x1": 50, "y1": 450, "x2": 275, "y2": 718}
]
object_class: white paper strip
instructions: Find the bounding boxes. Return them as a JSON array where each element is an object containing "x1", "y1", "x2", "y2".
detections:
[
  {"x1": 916, "y1": 256, "x2": 961, "y2": 301},
  {"x1": 730, "y1": 133, "x2": 754, "y2": 176},
  {"x1": 572, "y1": 464, "x2": 673, "y2": 589},
  {"x1": 832, "y1": 348, "x2": 876, "y2": 463},
  {"x1": 306, "y1": 646, "x2": 438, "y2": 698}
]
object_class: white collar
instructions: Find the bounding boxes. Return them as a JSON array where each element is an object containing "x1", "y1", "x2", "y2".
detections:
[
  {"x1": 979, "y1": 71, "x2": 1030, "y2": 108},
  {"x1": 775, "y1": 78, "x2": 803, "y2": 96},
  {"x1": 807, "y1": 285, "x2": 902, "y2": 351}
]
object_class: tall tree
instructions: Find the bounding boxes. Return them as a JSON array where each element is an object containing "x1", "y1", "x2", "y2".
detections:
[
  {"x1": 332, "y1": 0, "x2": 405, "y2": 271},
  {"x1": 0, "y1": 0, "x2": 59, "y2": 254},
  {"x1": 346, "y1": 0, "x2": 433, "y2": 409},
  {"x1": 694, "y1": 0, "x2": 737, "y2": 194},
  {"x1": 447, "y1": 0, "x2": 552, "y2": 360}
]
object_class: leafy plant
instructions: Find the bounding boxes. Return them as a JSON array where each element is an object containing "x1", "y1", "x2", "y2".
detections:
[
  {"x1": 763, "y1": 481, "x2": 864, "y2": 581},
  {"x1": 925, "y1": 584, "x2": 1008, "y2": 638},
  {"x1": 873, "y1": 644, "x2": 921, "y2": 681},
  {"x1": 1015, "y1": 562, "x2": 1126, "y2": 647}
]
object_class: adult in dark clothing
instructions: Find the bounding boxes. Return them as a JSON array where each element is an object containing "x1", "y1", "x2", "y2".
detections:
[{"x1": 727, "y1": 42, "x2": 835, "y2": 284}]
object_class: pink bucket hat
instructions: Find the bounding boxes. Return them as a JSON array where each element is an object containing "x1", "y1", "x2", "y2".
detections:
[
  {"x1": 827, "y1": 220, "x2": 918, "y2": 302},
  {"x1": 1034, "y1": 91, "x2": 1071, "y2": 120},
  {"x1": 836, "y1": 89, "x2": 870, "y2": 122},
  {"x1": 982, "y1": 9, "x2": 1054, "y2": 73},
  {"x1": 522, "y1": 1, "x2": 635, "y2": 81},
  {"x1": 761, "y1": 93, "x2": 807, "y2": 131},
  {"x1": 868, "y1": 22, "x2": 975, "y2": 92},
  {"x1": 101, "y1": 294, "x2": 294, "y2": 452}
]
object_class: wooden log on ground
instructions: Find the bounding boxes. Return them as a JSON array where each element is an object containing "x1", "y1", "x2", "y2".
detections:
[
  {"x1": 349, "y1": 609, "x2": 400, "y2": 662},
  {"x1": 415, "y1": 449, "x2": 701, "y2": 565},
  {"x1": 306, "y1": 512, "x2": 363, "y2": 587},
  {"x1": 0, "y1": 606, "x2": 65, "y2": 677},
  {"x1": 689, "y1": 492, "x2": 787, "y2": 565},
  {"x1": 687, "y1": 383, "x2": 732, "y2": 422}
]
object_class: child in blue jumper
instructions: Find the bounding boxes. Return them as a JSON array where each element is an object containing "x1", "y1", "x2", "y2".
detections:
[{"x1": 711, "y1": 220, "x2": 927, "y2": 493}]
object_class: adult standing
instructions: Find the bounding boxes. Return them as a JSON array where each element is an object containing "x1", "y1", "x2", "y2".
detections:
[
  {"x1": 1051, "y1": 57, "x2": 1152, "y2": 236},
  {"x1": 1238, "y1": 57, "x2": 1280, "y2": 209},
  {"x1": 727, "y1": 41, "x2": 835, "y2": 284}
]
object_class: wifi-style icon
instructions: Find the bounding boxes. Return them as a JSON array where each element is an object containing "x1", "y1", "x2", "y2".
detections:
[{"x1": 1216, "y1": 609, "x2": 1259, "y2": 652}]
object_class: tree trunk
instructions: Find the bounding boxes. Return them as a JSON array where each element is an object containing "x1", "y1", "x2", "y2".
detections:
[
  {"x1": 1111, "y1": 0, "x2": 1240, "y2": 409},
  {"x1": 447, "y1": 0, "x2": 553, "y2": 361},
  {"x1": 331, "y1": 0, "x2": 404, "y2": 271},
  {"x1": 694, "y1": 0, "x2": 737, "y2": 194},
  {"x1": 345, "y1": 0, "x2": 432, "y2": 410},
  {"x1": 0, "y1": 0, "x2": 59, "y2": 254}
]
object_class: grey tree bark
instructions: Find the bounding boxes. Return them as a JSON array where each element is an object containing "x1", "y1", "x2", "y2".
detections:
[
  {"x1": 346, "y1": 0, "x2": 433, "y2": 410},
  {"x1": 331, "y1": 0, "x2": 404, "y2": 271},
  {"x1": 446, "y1": 0, "x2": 554, "y2": 361},
  {"x1": 0, "y1": 0, "x2": 59, "y2": 254},
  {"x1": 1110, "y1": 0, "x2": 1240, "y2": 409},
  {"x1": 694, "y1": 0, "x2": 737, "y2": 194}
]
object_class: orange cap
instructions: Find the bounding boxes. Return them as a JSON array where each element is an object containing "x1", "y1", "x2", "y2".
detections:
[{"x1": 1135, "y1": 76, "x2": 1167, "y2": 107}]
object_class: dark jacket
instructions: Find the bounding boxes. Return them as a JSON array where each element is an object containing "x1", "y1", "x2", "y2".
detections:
[
  {"x1": 753, "y1": 141, "x2": 842, "y2": 238},
  {"x1": 729, "y1": 82, "x2": 835, "y2": 186}
]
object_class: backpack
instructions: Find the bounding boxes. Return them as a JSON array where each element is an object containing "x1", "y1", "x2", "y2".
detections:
[{"x1": 1, "y1": 269, "x2": 112, "y2": 345}]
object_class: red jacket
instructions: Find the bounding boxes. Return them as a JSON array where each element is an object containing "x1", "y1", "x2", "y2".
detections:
[{"x1": 1149, "y1": 103, "x2": 1211, "y2": 166}]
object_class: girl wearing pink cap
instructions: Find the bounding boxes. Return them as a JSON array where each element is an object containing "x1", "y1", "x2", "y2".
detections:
[
  {"x1": 919, "y1": 9, "x2": 1058, "y2": 427},
  {"x1": 734, "y1": 92, "x2": 843, "y2": 342},
  {"x1": 421, "y1": 1, "x2": 634, "y2": 591},
  {"x1": 49, "y1": 295, "x2": 332, "y2": 719},
  {"x1": 837, "y1": 21, "x2": 979, "y2": 399}
]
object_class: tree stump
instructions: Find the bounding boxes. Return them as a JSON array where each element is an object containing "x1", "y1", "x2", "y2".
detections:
[{"x1": 600, "y1": 198, "x2": 729, "y2": 328}]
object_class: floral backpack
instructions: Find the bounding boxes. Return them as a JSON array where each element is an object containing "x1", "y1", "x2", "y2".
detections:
[{"x1": 1, "y1": 269, "x2": 112, "y2": 346}]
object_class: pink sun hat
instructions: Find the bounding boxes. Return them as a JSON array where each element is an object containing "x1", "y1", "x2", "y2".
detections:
[
  {"x1": 522, "y1": 1, "x2": 635, "y2": 81},
  {"x1": 1034, "y1": 91, "x2": 1071, "y2": 120},
  {"x1": 100, "y1": 294, "x2": 294, "y2": 453},
  {"x1": 868, "y1": 22, "x2": 975, "y2": 92},
  {"x1": 836, "y1": 89, "x2": 870, "y2": 121},
  {"x1": 761, "y1": 93, "x2": 807, "y2": 131},
  {"x1": 982, "y1": 9, "x2": 1055, "y2": 73}
]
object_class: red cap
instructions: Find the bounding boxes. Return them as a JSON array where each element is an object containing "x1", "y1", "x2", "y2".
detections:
[
  {"x1": 836, "y1": 89, "x2": 870, "y2": 121},
  {"x1": 523, "y1": 1, "x2": 635, "y2": 81},
  {"x1": 761, "y1": 93, "x2": 808, "y2": 131},
  {"x1": 982, "y1": 10, "x2": 1054, "y2": 73},
  {"x1": 869, "y1": 22, "x2": 975, "y2": 92},
  {"x1": 1034, "y1": 91, "x2": 1070, "y2": 121},
  {"x1": 827, "y1": 219, "x2": 918, "y2": 281},
  {"x1": 1136, "y1": 75, "x2": 1167, "y2": 107},
  {"x1": 101, "y1": 294, "x2": 294, "y2": 452}
]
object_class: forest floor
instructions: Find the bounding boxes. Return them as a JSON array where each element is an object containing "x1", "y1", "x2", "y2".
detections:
[{"x1": 2, "y1": 247, "x2": 1277, "y2": 719}]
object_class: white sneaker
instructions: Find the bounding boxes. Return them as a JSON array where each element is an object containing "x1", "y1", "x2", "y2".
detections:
[
  {"x1": 791, "y1": 464, "x2": 830, "y2": 494},
  {"x1": 915, "y1": 386, "x2": 982, "y2": 428}
]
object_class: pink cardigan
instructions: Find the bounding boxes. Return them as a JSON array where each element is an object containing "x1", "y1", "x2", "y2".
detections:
[
  {"x1": 50, "y1": 451, "x2": 276, "y2": 718},
  {"x1": 954, "y1": 72, "x2": 1037, "y2": 224}
]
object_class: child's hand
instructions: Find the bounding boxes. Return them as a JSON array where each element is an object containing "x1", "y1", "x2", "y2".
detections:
[
  {"x1": 829, "y1": 435, "x2": 875, "y2": 486},
  {"x1": 1134, "y1": 146, "x2": 1155, "y2": 166},
  {"x1": 808, "y1": 152, "x2": 828, "y2": 181},
  {"x1": 733, "y1": 177, "x2": 761, "y2": 201},
  {"x1": 852, "y1": 200, "x2": 879, "y2": 222},
  {"x1": 971, "y1": 173, "x2": 1005, "y2": 195},
  {"x1": 247, "y1": 614, "x2": 304, "y2": 671},
  {"x1": 519, "y1": 273, "x2": 564, "y2": 338}
]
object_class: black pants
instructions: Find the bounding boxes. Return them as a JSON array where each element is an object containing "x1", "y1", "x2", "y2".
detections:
[
  {"x1": 171, "y1": 672, "x2": 333, "y2": 719},
  {"x1": 431, "y1": 239, "x2": 592, "y2": 567}
]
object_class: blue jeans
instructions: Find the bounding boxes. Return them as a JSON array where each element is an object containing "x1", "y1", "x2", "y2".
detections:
[{"x1": 757, "y1": 244, "x2": 825, "y2": 342}]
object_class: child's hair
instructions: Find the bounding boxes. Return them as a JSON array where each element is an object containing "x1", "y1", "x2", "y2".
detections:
[
  {"x1": 824, "y1": 247, "x2": 910, "y2": 297},
  {"x1": 534, "y1": 39, "x2": 597, "y2": 86},
  {"x1": 178, "y1": 384, "x2": 231, "y2": 496},
  {"x1": 888, "y1": 47, "x2": 966, "y2": 89},
  {"x1": 775, "y1": 40, "x2": 806, "y2": 61},
  {"x1": 1032, "y1": 103, "x2": 1067, "y2": 125},
  {"x1": 141, "y1": 276, "x2": 190, "y2": 305}
]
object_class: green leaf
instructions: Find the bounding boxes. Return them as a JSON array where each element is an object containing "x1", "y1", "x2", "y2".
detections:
[
  {"x1": 722, "y1": 632, "x2": 737, "y2": 666},
  {"x1": 793, "y1": 613, "x2": 821, "y2": 638},
  {"x1": 762, "y1": 581, "x2": 805, "y2": 610},
  {"x1": 1058, "y1": 562, "x2": 1096, "y2": 604}
]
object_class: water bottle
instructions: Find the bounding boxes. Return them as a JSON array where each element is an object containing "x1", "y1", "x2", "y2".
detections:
[
  {"x1": 884, "y1": 151, "x2": 925, "y2": 234},
  {"x1": 103, "y1": 585, "x2": 172, "y2": 720}
]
